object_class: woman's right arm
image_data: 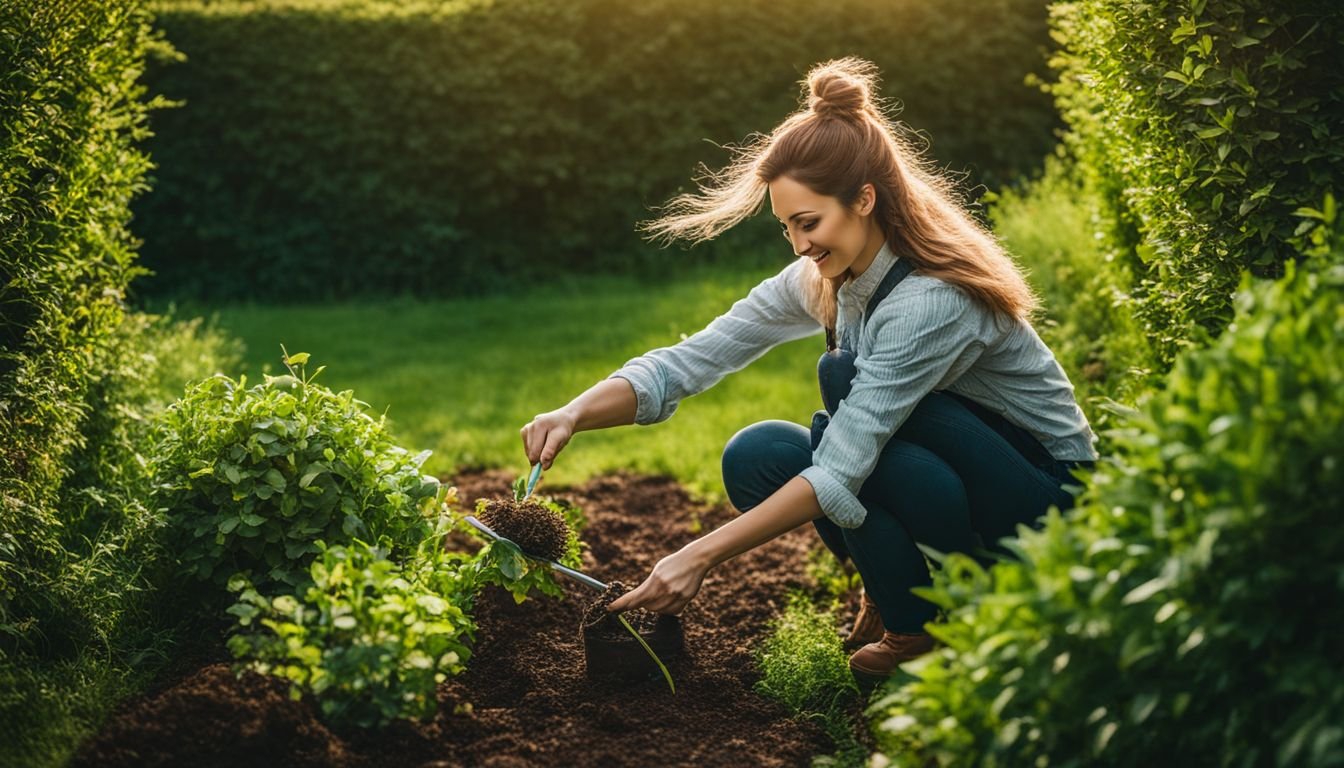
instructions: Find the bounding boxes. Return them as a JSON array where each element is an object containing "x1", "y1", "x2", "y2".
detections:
[
  {"x1": 520, "y1": 377, "x2": 637, "y2": 470},
  {"x1": 522, "y1": 258, "x2": 819, "y2": 470}
]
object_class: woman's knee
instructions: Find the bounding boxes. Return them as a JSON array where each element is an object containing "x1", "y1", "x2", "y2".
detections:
[
  {"x1": 721, "y1": 420, "x2": 810, "y2": 512},
  {"x1": 864, "y1": 442, "x2": 968, "y2": 518}
]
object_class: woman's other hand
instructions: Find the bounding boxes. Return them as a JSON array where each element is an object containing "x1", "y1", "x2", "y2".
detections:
[
  {"x1": 606, "y1": 547, "x2": 712, "y2": 615},
  {"x1": 520, "y1": 409, "x2": 576, "y2": 471}
]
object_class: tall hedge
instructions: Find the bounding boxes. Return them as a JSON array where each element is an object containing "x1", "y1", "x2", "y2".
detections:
[
  {"x1": 0, "y1": 0, "x2": 171, "y2": 648},
  {"x1": 869, "y1": 207, "x2": 1344, "y2": 767},
  {"x1": 1047, "y1": 0, "x2": 1344, "y2": 364},
  {"x1": 135, "y1": 0, "x2": 1059, "y2": 301}
]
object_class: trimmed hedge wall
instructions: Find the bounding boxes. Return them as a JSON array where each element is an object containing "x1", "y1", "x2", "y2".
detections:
[
  {"x1": 0, "y1": 0, "x2": 168, "y2": 647},
  {"x1": 135, "y1": 0, "x2": 1059, "y2": 301},
  {"x1": 1047, "y1": 0, "x2": 1344, "y2": 365}
]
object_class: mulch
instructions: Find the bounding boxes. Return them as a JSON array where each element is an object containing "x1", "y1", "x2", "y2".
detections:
[{"x1": 73, "y1": 469, "x2": 856, "y2": 767}]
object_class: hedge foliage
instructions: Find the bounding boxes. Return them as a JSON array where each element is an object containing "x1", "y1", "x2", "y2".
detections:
[
  {"x1": 869, "y1": 209, "x2": 1344, "y2": 766},
  {"x1": 0, "y1": 0, "x2": 178, "y2": 650},
  {"x1": 134, "y1": 0, "x2": 1059, "y2": 301},
  {"x1": 1047, "y1": 0, "x2": 1344, "y2": 364}
]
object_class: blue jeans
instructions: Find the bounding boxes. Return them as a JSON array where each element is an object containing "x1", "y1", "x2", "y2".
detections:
[{"x1": 721, "y1": 391, "x2": 1088, "y2": 633}]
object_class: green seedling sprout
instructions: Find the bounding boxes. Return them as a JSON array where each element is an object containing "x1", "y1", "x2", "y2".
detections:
[{"x1": 616, "y1": 614, "x2": 676, "y2": 694}]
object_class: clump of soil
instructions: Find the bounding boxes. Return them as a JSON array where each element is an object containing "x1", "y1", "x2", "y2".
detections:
[
  {"x1": 478, "y1": 496, "x2": 569, "y2": 561},
  {"x1": 75, "y1": 469, "x2": 853, "y2": 767},
  {"x1": 581, "y1": 581, "x2": 637, "y2": 631},
  {"x1": 580, "y1": 580, "x2": 663, "y2": 636}
]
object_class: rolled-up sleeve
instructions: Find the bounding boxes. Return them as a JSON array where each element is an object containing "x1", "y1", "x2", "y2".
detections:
[
  {"x1": 608, "y1": 259, "x2": 821, "y2": 425},
  {"x1": 800, "y1": 284, "x2": 986, "y2": 528}
]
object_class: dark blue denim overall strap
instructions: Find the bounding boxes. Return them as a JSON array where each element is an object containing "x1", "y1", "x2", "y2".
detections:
[
  {"x1": 815, "y1": 257, "x2": 916, "y2": 423},
  {"x1": 809, "y1": 257, "x2": 1065, "y2": 478}
]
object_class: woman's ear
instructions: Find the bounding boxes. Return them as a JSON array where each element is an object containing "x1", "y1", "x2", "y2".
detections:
[{"x1": 856, "y1": 183, "x2": 876, "y2": 216}]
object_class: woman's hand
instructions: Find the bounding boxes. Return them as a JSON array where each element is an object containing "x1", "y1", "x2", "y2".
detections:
[
  {"x1": 607, "y1": 546, "x2": 712, "y2": 615},
  {"x1": 520, "y1": 408, "x2": 577, "y2": 471},
  {"x1": 607, "y1": 477, "x2": 825, "y2": 615}
]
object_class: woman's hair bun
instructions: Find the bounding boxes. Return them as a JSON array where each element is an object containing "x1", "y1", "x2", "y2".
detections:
[{"x1": 806, "y1": 56, "x2": 878, "y2": 121}]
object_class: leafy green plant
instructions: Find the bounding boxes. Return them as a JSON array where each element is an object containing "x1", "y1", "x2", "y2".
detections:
[
  {"x1": 228, "y1": 488, "x2": 593, "y2": 727},
  {"x1": 1046, "y1": 0, "x2": 1344, "y2": 364},
  {"x1": 756, "y1": 593, "x2": 863, "y2": 766},
  {"x1": 466, "y1": 492, "x2": 585, "y2": 604},
  {"x1": 226, "y1": 538, "x2": 475, "y2": 728},
  {"x1": 152, "y1": 352, "x2": 443, "y2": 591},
  {"x1": 0, "y1": 0, "x2": 176, "y2": 654},
  {"x1": 868, "y1": 206, "x2": 1344, "y2": 766}
]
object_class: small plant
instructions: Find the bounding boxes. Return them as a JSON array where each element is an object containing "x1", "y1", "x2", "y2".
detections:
[
  {"x1": 226, "y1": 538, "x2": 475, "y2": 728},
  {"x1": 152, "y1": 351, "x2": 443, "y2": 591},
  {"x1": 465, "y1": 484, "x2": 586, "y2": 604},
  {"x1": 755, "y1": 593, "x2": 863, "y2": 766},
  {"x1": 475, "y1": 475, "x2": 678, "y2": 693},
  {"x1": 582, "y1": 581, "x2": 678, "y2": 694}
]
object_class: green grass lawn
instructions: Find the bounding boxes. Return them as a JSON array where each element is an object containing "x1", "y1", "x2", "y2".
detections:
[{"x1": 199, "y1": 261, "x2": 825, "y2": 502}]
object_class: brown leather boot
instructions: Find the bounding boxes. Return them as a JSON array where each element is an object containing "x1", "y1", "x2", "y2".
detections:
[
  {"x1": 842, "y1": 590, "x2": 886, "y2": 650},
  {"x1": 848, "y1": 631, "x2": 936, "y2": 677}
]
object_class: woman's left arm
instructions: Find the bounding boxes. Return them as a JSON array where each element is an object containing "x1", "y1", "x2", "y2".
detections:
[{"x1": 606, "y1": 475, "x2": 821, "y2": 614}]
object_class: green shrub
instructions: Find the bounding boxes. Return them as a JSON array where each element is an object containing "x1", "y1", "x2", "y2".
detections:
[
  {"x1": 868, "y1": 207, "x2": 1344, "y2": 766},
  {"x1": 1046, "y1": 0, "x2": 1344, "y2": 364},
  {"x1": 152, "y1": 354, "x2": 442, "y2": 591},
  {"x1": 226, "y1": 539, "x2": 474, "y2": 728},
  {"x1": 757, "y1": 593, "x2": 859, "y2": 715},
  {"x1": 226, "y1": 489, "x2": 587, "y2": 728},
  {"x1": 135, "y1": 0, "x2": 1059, "y2": 301}
]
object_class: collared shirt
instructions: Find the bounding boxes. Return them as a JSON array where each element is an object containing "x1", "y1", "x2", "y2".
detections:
[{"x1": 608, "y1": 241, "x2": 1098, "y2": 528}]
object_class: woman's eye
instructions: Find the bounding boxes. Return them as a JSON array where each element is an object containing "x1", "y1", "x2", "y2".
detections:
[{"x1": 801, "y1": 221, "x2": 817, "y2": 231}]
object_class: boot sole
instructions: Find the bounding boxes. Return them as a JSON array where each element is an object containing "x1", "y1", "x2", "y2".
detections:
[{"x1": 849, "y1": 666, "x2": 889, "y2": 694}]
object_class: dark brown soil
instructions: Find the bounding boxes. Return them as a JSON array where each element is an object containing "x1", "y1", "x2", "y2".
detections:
[
  {"x1": 580, "y1": 580, "x2": 657, "y2": 635},
  {"x1": 477, "y1": 496, "x2": 570, "y2": 561},
  {"x1": 74, "y1": 469, "x2": 840, "y2": 767}
]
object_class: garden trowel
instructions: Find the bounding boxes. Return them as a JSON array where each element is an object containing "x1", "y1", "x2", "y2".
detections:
[{"x1": 464, "y1": 514, "x2": 608, "y2": 592}]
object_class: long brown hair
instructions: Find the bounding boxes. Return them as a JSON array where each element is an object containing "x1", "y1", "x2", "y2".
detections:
[{"x1": 637, "y1": 57, "x2": 1037, "y2": 329}]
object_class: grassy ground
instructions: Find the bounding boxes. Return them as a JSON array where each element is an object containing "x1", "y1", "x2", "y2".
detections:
[{"x1": 194, "y1": 260, "x2": 825, "y2": 502}]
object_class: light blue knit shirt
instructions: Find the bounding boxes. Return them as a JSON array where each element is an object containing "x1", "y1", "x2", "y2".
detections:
[{"x1": 608, "y1": 241, "x2": 1098, "y2": 529}]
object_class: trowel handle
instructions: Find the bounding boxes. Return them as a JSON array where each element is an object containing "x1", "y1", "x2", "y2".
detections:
[
  {"x1": 463, "y1": 515, "x2": 607, "y2": 592},
  {"x1": 550, "y1": 561, "x2": 607, "y2": 592}
]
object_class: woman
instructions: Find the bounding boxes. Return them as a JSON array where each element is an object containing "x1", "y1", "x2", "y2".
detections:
[{"x1": 519, "y1": 57, "x2": 1098, "y2": 679}]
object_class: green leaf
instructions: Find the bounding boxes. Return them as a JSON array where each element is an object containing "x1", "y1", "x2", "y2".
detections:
[{"x1": 263, "y1": 468, "x2": 286, "y2": 489}]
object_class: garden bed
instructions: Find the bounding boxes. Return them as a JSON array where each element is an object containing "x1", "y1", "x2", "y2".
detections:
[{"x1": 74, "y1": 469, "x2": 837, "y2": 767}]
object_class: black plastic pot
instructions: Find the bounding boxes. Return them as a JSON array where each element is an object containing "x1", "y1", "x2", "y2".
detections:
[{"x1": 581, "y1": 613, "x2": 684, "y2": 682}]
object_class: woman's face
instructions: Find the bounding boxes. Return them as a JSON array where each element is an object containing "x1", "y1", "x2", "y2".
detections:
[{"x1": 769, "y1": 174, "x2": 882, "y2": 279}]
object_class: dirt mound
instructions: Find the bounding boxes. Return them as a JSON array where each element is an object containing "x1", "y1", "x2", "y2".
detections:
[
  {"x1": 477, "y1": 496, "x2": 570, "y2": 561},
  {"x1": 74, "y1": 469, "x2": 836, "y2": 767}
]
